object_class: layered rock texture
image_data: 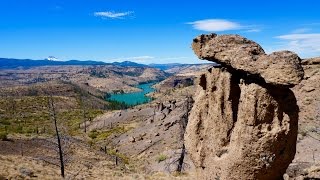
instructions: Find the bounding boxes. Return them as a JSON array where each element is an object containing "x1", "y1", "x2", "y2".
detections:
[{"x1": 185, "y1": 34, "x2": 304, "y2": 180}]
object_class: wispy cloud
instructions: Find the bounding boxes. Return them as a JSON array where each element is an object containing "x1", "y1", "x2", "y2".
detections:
[
  {"x1": 187, "y1": 19, "x2": 241, "y2": 31},
  {"x1": 158, "y1": 57, "x2": 189, "y2": 60},
  {"x1": 94, "y1": 11, "x2": 134, "y2": 19},
  {"x1": 245, "y1": 28, "x2": 261, "y2": 33},
  {"x1": 275, "y1": 33, "x2": 320, "y2": 57},
  {"x1": 187, "y1": 19, "x2": 260, "y2": 32},
  {"x1": 109, "y1": 56, "x2": 155, "y2": 63}
]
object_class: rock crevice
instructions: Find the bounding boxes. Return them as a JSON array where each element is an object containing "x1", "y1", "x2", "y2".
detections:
[{"x1": 185, "y1": 34, "x2": 303, "y2": 180}]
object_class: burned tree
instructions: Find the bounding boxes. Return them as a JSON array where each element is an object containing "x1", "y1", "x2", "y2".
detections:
[{"x1": 48, "y1": 95, "x2": 65, "y2": 178}]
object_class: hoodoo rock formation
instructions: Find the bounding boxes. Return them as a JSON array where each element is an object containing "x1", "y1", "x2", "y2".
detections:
[{"x1": 185, "y1": 34, "x2": 304, "y2": 180}]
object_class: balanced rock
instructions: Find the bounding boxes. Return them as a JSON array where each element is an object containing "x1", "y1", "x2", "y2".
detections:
[
  {"x1": 192, "y1": 34, "x2": 304, "y2": 86},
  {"x1": 301, "y1": 57, "x2": 320, "y2": 65},
  {"x1": 185, "y1": 34, "x2": 303, "y2": 180}
]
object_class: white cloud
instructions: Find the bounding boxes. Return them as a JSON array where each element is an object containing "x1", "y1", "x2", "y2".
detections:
[
  {"x1": 187, "y1": 19, "x2": 241, "y2": 32},
  {"x1": 276, "y1": 33, "x2": 320, "y2": 40},
  {"x1": 187, "y1": 19, "x2": 261, "y2": 33},
  {"x1": 245, "y1": 28, "x2": 261, "y2": 33},
  {"x1": 275, "y1": 33, "x2": 320, "y2": 57},
  {"x1": 94, "y1": 11, "x2": 134, "y2": 19}
]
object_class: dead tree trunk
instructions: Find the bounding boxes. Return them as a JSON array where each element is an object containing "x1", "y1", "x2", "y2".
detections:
[
  {"x1": 177, "y1": 144, "x2": 186, "y2": 172},
  {"x1": 20, "y1": 142, "x2": 24, "y2": 156},
  {"x1": 48, "y1": 95, "x2": 65, "y2": 178}
]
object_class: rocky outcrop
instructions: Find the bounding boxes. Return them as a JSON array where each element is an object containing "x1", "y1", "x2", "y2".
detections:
[
  {"x1": 286, "y1": 57, "x2": 320, "y2": 179},
  {"x1": 192, "y1": 34, "x2": 304, "y2": 86},
  {"x1": 185, "y1": 33, "x2": 303, "y2": 180}
]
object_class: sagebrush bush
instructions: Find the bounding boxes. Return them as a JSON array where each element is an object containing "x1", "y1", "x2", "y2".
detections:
[
  {"x1": 156, "y1": 154, "x2": 167, "y2": 163},
  {"x1": 89, "y1": 130, "x2": 98, "y2": 139},
  {"x1": 0, "y1": 132, "x2": 8, "y2": 141}
]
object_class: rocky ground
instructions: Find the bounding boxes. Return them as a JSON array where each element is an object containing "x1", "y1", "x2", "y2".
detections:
[
  {"x1": 0, "y1": 135, "x2": 186, "y2": 180},
  {"x1": 86, "y1": 91, "x2": 196, "y2": 174}
]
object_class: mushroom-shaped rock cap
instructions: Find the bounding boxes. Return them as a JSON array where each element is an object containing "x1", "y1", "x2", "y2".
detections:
[{"x1": 192, "y1": 33, "x2": 304, "y2": 86}]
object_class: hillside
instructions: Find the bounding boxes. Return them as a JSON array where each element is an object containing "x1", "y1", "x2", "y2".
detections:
[{"x1": 0, "y1": 65, "x2": 169, "y2": 93}]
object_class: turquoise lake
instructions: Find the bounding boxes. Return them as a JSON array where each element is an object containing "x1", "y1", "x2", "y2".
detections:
[{"x1": 108, "y1": 82, "x2": 156, "y2": 106}]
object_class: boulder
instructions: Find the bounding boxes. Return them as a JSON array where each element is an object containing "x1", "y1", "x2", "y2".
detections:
[
  {"x1": 192, "y1": 34, "x2": 304, "y2": 86},
  {"x1": 162, "y1": 107, "x2": 172, "y2": 115},
  {"x1": 128, "y1": 136, "x2": 135, "y2": 143}
]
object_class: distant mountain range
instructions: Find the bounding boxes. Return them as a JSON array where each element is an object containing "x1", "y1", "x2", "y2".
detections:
[
  {"x1": 0, "y1": 58, "x2": 106, "y2": 69},
  {"x1": 0, "y1": 58, "x2": 150, "y2": 69},
  {"x1": 0, "y1": 57, "x2": 215, "y2": 69}
]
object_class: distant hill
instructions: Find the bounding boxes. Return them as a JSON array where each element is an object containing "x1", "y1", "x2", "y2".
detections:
[
  {"x1": 148, "y1": 63, "x2": 183, "y2": 70},
  {"x1": 112, "y1": 61, "x2": 148, "y2": 67},
  {"x1": 0, "y1": 58, "x2": 107, "y2": 69}
]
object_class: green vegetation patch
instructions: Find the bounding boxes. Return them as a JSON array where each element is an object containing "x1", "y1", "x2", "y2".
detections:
[
  {"x1": 156, "y1": 154, "x2": 167, "y2": 163},
  {"x1": 0, "y1": 95, "x2": 104, "y2": 137},
  {"x1": 89, "y1": 126, "x2": 133, "y2": 141},
  {"x1": 0, "y1": 131, "x2": 8, "y2": 141},
  {"x1": 107, "y1": 149, "x2": 130, "y2": 164},
  {"x1": 105, "y1": 100, "x2": 132, "y2": 110}
]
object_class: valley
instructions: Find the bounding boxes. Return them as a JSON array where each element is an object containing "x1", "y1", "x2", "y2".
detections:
[
  {"x1": 0, "y1": 57, "x2": 319, "y2": 179},
  {"x1": 0, "y1": 61, "x2": 214, "y2": 179}
]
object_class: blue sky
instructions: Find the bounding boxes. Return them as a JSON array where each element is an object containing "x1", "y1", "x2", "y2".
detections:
[{"x1": 0, "y1": 0, "x2": 319, "y2": 64}]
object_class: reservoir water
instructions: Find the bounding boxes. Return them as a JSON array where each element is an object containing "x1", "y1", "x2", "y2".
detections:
[{"x1": 107, "y1": 82, "x2": 156, "y2": 106}]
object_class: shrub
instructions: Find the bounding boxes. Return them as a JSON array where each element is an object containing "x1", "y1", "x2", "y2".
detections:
[
  {"x1": 106, "y1": 100, "x2": 131, "y2": 110},
  {"x1": 107, "y1": 149, "x2": 129, "y2": 164},
  {"x1": 88, "y1": 140, "x2": 95, "y2": 147},
  {"x1": 89, "y1": 130, "x2": 98, "y2": 139},
  {"x1": 88, "y1": 127, "x2": 130, "y2": 141},
  {"x1": 156, "y1": 154, "x2": 167, "y2": 163},
  {"x1": 0, "y1": 132, "x2": 8, "y2": 141}
]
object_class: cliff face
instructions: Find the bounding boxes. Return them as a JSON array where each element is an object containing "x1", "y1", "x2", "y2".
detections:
[{"x1": 185, "y1": 34, "x2": 304, "y2": 180}]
